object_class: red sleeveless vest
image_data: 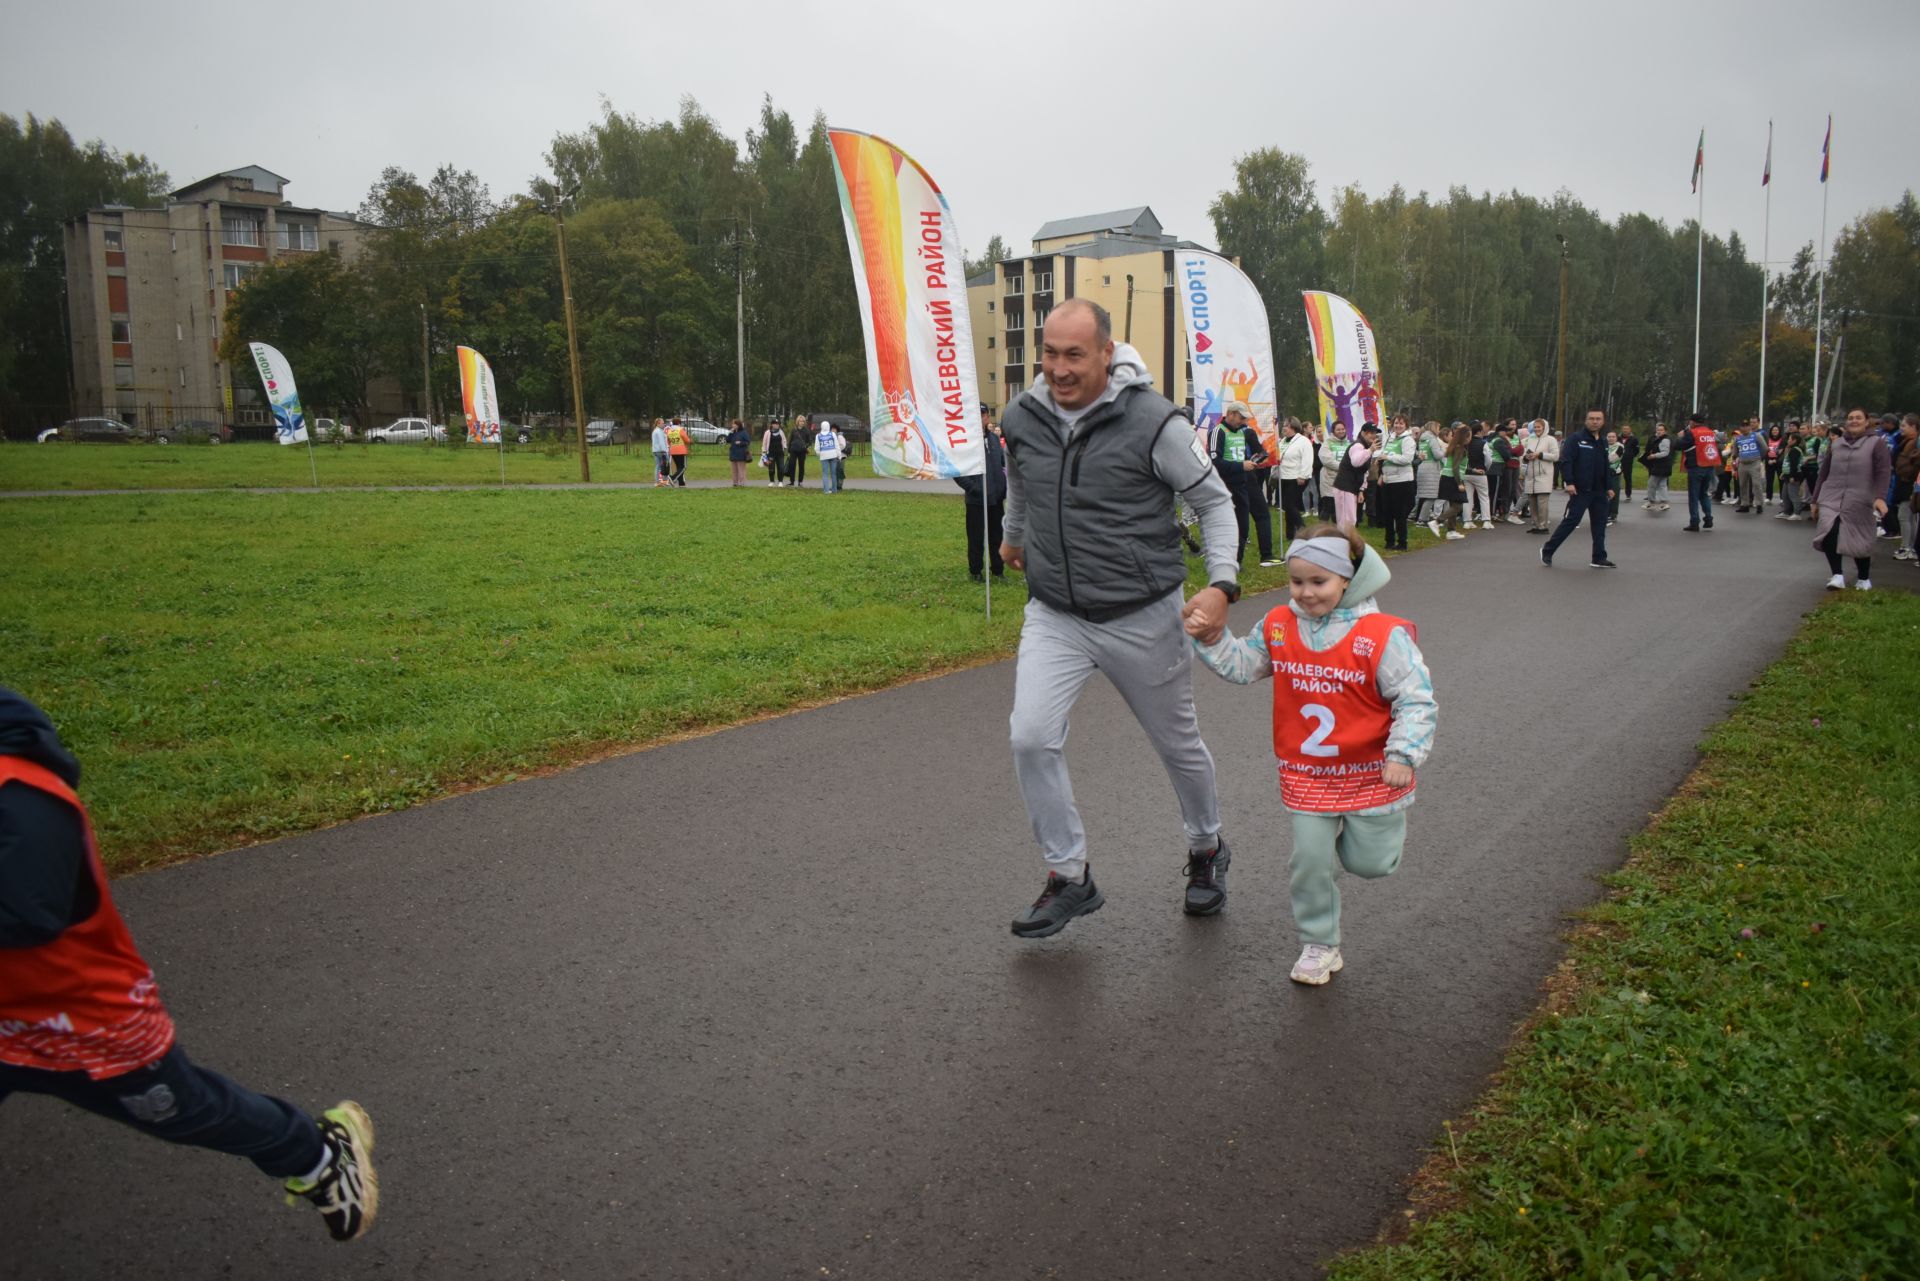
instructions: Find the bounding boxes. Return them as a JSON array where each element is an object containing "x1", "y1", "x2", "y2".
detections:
[
  {"x1": 1262, "y1": 609, "x2": 1417, "y2": 813},
  {"x1": 0, "y1": 756, "x2": 175, "y2": 1078}
]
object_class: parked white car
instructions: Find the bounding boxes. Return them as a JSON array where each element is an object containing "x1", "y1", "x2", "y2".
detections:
[{"x1": 365, "y1": 417, "x2": 447, "y2": 444}]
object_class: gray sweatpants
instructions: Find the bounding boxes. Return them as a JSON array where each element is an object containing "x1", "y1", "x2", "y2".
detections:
[{"x1": 1010, "y1": 590, "x2": 1221, "y2": 879}]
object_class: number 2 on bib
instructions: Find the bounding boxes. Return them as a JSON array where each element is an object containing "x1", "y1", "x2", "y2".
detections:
[{"x1": 1299, "y1": 704, "x2": 1339, "y2": 757}]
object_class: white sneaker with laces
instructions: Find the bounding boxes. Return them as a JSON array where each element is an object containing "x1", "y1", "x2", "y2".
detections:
[
  {"x1": 1426, "y1": 519, "x2": 1442, "y2": 537},
  {"x1": 1826, "y1": 573, "x2": 1846, "y2": 590},
  {"x1": 1854, "y1": 579, "x2": 1873, "y2": 591},
  {"x1": 1445, "y1": 530, "x2": 1466, "y2": 540},
  {"x1": 1481, "y1": 520, "x2": 1496, "y2": 530},
  {"x1": 1291, "y1": 943, "x2": 1344, "y2": 985},
  {"x1": 1507, "y1": 514, "x2": 1525, "y2": 525}
]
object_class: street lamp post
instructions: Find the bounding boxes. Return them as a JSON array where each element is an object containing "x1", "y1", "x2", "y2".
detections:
[{"x1": 552, "y1": 186, "x2": 589, "y2": 483}]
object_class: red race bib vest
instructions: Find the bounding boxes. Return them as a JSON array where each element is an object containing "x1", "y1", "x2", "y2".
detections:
[
  {"x1": 1263, "y1": 609, "x2": 1417, "y2": 813},
  {"x1": 1689, "y1": 426, "x2": 1721, "y2": 467},
  {"x1": 0, "y1": 756, "x2": 175, "y2": 1078}
]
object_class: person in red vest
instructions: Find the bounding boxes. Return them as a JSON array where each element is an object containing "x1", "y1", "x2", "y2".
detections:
[
  {"x1": 1678, "y1": 410, "x2": 1724, "y2": 532},
  {"x1": 0, "y1": 687, "x2": 378, "y2": 1241},
  {"x1": 1184, "y1": 525, "x2": 1437, "y2": 985}
]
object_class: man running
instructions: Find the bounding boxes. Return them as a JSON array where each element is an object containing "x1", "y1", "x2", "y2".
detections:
[{"x1": 998, "y1": 299, "x2": 1240, "y2": 937}]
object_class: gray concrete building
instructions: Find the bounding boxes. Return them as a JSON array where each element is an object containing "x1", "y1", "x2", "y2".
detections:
[{"x1": 63, "y1": 166, "x2": 368, "y2": 428}]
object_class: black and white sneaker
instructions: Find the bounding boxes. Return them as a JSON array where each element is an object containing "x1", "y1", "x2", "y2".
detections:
[
  {"x1": 1182, "y1": 837, "x2": 1232, "y2": 916},
  {"x1": 1011, "y1": 867, "x2": 1105, "y2": 938},
  {"x1": 287, "y1": 1102, "x2": 379, "y2": 1242},
  {"x1": 1589, "y1": 558, "x2": 1618, "y2": 568}
]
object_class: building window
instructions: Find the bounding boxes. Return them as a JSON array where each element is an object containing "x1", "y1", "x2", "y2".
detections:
[
  {"x1": 222, "y1": 262, "x2": 259, "y2": 290},
  {"x1": 1007, "y1": 379, "x2": 1023, "y2": 398},
  {"x1": 103, "y1": 228, "x2": 123, "y2": 251},
  {"x1": 988, "y1": 372, "x2": 996, "y2": 383},
  {"x1": 276, "y1": 222, "x2": 318, "y2": 251},
  {"x1": 1165, "y1": 270, "x2": 1175, "y2": 288},
  {"x1": 1033, "y1": 308, "x2": 1049, "y2": 330},
  {"x1": 170, "y1": 232, "x2": 178, "y2": 252},
  {"x1": 176, "y1": 322, "x2": 183, "y2": 341},
  {"x1": 111, "y1": 320, "x2": 132, "y2": 344},
  {"x1": 986, "y1": 335, "x2": 994, "y2": 349},
  {"x1": 987, "y1": 300, "x2": 995, "y2": 312},
  {"x1": 1104, "y1": 274, "x2": 1112, "y2": 286},
  {"x1": 113, "y1": 364, "x2": 134, "y2": 387},
  {"x1": 1005, "y1": 276, "x2": 1023, "y2": 296},
  {"x1": 179, "y1": 367, "x2": 187, "y2": 388},
  {"x1": 1034, "y1": 271, "x2": 1052, "y2": 292},
  {"x1": 1007, "y1": 312, "x2": 1022, "y2": 331},
  {"x1": 221, "y1": 214, "x2": 262, "y2": 247}
]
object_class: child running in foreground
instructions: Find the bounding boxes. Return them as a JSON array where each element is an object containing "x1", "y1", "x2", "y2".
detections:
[{"x1": 1184, "y1": 525, "x2": 1436, "y2": 984}]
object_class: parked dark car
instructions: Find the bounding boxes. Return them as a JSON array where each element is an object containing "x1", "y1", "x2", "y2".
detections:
[
  {"x1": 585, "y1": 419, "x2": 633, "y2": 445},
  {"x1": 810, "y1": 412, "x2": 869, "y2": 443},
  {"x1": 43, "y1": 417, "x2": 135, "y2": 443},
  {"x1": 143, "y1": 419, "x2": 232, "y2": 445}
]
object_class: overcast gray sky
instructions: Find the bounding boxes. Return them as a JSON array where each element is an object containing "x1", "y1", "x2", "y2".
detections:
[{"x1": 8, "y1": 0, "x2": 1914, "y2": 278}]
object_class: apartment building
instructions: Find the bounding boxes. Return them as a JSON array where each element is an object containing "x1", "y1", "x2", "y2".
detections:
[
  {"x1": 63, "y1": 166, "x2": 367, "y2": 426},
  {"x1": 965, "y1": 207, "x2": 1210, "y2": 415}
]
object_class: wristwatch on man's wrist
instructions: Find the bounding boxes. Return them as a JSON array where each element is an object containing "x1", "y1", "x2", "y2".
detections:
[{"x1": 1209, "y1": 580, "x2": 1241, "y2": 604}]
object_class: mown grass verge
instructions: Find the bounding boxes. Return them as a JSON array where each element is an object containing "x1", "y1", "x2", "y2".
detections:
[
  {"x1": 1328, "y1": 592, "x2": 1920, "y2": 1281},
  {"x1": 0, "y1": 439, "x2": 846, "y2": 490}
]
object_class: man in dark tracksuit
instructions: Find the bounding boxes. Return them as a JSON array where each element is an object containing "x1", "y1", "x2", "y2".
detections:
[
  {"x1": 1541, "y1": 408, "x2": 1617, "y2": 568},
  {"x1": 0, "y1": 688, "x2": 379, "y2": 1241},
  {"x1": 955, "y1": 417, "x2": 1008, "y2": 581},
  {"x1": 1210, "y1": 402, "x2": 1272, "y2": 565}
]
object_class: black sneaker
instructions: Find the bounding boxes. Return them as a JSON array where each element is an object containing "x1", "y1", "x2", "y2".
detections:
[
  {"x1": 286, "y1": 1102, "x2": 379, "y2": 1242},
  {"x1": 1683, "y1": 524, "x2": 1700, "y2": 532},
  {"x1": 1540, "y1": 548, "x2": 1552, "y2": 567},
  {"x1": 1588, "y1": 558, "x2": 1618, "y2": 568},
  {"x1": 1182, "y1": 837, "x2": 1232, "y2": 916},
  {"x1": 1703, "y1": 520, "x2": 1714, "y2": 530},
  {"x1": 1011, "y1": 867, "x2": 1105, "y2": 938}
]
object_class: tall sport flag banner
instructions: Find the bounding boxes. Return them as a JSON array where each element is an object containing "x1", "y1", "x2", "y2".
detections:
[
  {"x1": 827, "y1": 127, "x2": 984, "y2": 480},
  {"x1": 1691, "y1": 129, "x2": 1705, "y2": 193},
  {"x1": 457, "y1": 345, "x2": 502, "y2": 443},
  {"x1": 1301, "y1": 291, "x2": 1385, "y2": 434},
  {"x1": 1821, "y1": 115, "x2": 1831, "y2": 182},
  {"x1": 246, "y1": 342, "x2": 307, "y2": 445},
  {"x1": 1175, "y1": 249, "x2": 1278, "y2": 461}
]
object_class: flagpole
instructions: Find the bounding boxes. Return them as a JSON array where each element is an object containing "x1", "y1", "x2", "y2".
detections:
[
  {"x1": 1692, "y1": 136, "x2": 1705, "y2": 413},
  {"x1": 1757, "y1": 121, "x2": 1772, "y2": 428},
  {"x1": 982, "y1": 492, "x2": 991, "y2": 620},
  {"x1": 1810, "y1": 118, "x2": 1831, "y2": 426},
  {"x1": 305, "y1": 427, "x2": 318, "y2": 487},
  {"x1": 497, "y1": 429, "x2": 507, "y2": 486}
]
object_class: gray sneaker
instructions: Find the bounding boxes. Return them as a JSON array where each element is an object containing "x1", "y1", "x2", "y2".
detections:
[
  {"x1": 1182, "y1": 837, "x2": 1232, "y2": 915},
  {"x1": 1011, "y1": 867, "x2": 1105, "y2": 938}
]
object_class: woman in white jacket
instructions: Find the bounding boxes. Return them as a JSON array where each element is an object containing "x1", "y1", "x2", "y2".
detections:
[
  {"x1": 1317, "y1": 421, "x2": 1350, "y2": 522},
  {"x1": 1277, "y1": 417, "x2": 1317, "y2": 542},
  {"x1": 1521, "y1": 418, "x2": 1561, "y2": 534}
]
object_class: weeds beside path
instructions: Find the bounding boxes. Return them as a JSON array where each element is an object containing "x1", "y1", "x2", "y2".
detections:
[{"x1": 1329, "y1": 592, "x2": 1920, "y2": 1281}]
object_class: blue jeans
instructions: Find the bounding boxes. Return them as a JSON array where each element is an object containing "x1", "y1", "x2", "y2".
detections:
[
  {"x1": 1687, "y1": 471, "x2": 1716, "y2": 526},
  {"x1": 1543, "y1": 489, "x2": 1609, "y2": 562},
  {"x1": 820, "y1": 458, "x2": 842, "y2": 493},
  {"x1": 0, "y1": 1043, "x2": 323, "y2": 1178}
]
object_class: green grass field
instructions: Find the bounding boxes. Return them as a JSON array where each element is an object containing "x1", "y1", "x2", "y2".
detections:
[
  {"x1": 0, "y1": 439, "x2": 856, "y2": 490},
  {"x1": 1329, "y1": 592, "x2": 1920, "y2": 1281}
]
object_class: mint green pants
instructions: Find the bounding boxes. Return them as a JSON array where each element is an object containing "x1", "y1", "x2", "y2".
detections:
[{"x1": 1288, "y1": 811, "x2": 1407, "y2": 946}]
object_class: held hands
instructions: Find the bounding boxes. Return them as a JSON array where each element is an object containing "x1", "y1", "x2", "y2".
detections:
[
  {"x1": 1182, "y1": 587, "x2": 1229, "y2": 645},
  {"x1": 1382, "y1": 760, "x2": 1413, "y2": 789},
  {"x1": 999, "y1": 542, "x2": 1025, "y2": 572}
]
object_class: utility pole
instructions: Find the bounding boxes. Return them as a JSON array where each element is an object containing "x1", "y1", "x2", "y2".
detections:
[
  {"x1": 735, "y1": 217, "x2": 746, "y2": 426},
  {"x1": 419, "y1": 302, "x2": 431, "y2": 441},
  {"x1": 553, "y1": 188, "x2": 589, "y2": 482},
  {"x1": 1124, "y1": 274, "x2": 1135, "y2": 344},
  {"x1": 1555, "y1": 234, "x2": 1570, "y2": 430}
]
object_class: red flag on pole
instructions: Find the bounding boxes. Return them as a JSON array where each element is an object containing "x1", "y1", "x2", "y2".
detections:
[
  {"x1": 1691, "y1": 129, "x2": 1705, "y2": 192},
  {"x1": 1820, "y1": 115, "x2": 1831, "y2": 183}
]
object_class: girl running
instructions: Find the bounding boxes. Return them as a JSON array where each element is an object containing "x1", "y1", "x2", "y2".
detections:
[{"x1": 1185, "y1": 524, "x2": 1437, "y2": 985}]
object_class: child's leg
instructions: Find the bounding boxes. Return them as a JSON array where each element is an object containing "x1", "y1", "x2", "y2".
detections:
[
  {"x1": 1288, "y1": 812, "x2": 1345, "y2": 945},
  {"x1": 0, "y1": 1043, "x2": 326, "y2": 1179},
  {"x1": 1334, "y1": 811, "x2": 1408, "y2": 881}
]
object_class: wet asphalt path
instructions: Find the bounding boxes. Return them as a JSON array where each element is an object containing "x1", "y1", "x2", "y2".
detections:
[{"x1": 3, "y1": 496, "x2": 1845, "y2": 1279}]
